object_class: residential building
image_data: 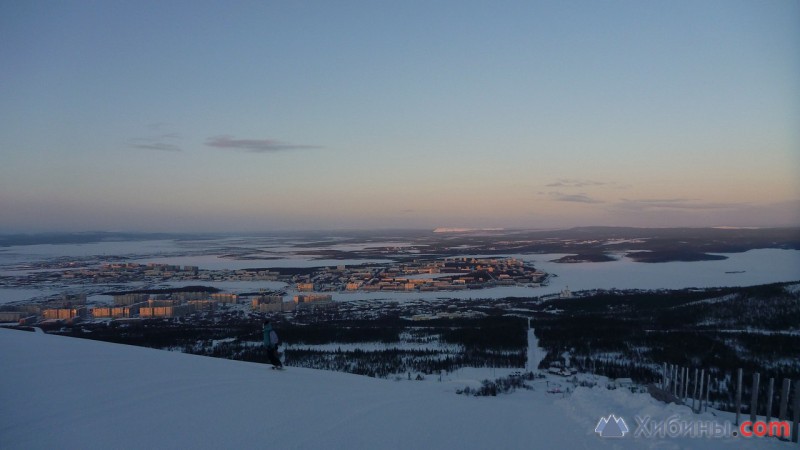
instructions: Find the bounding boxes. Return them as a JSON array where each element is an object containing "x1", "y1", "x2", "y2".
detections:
[
  {"x1": 42, "y1": 306, "x2": 87, "y2": 321},
  {"x1": 139, "y1": 305, "x2": 190, "y2": 318},
  {"x1": 210, "y1": 293, "x2": 238, "y2": 304},
  {"x1": 114, "y1": 293, "x2": 150, "y2": 306}
]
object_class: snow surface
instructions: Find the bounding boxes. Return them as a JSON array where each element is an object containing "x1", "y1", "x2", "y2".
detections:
[
  {"x1": 1, "y1": 328, "x2": 794, "y2": 450},
  {"x1": 526, "y1": 328, "x2": 546, "y2": 372}
]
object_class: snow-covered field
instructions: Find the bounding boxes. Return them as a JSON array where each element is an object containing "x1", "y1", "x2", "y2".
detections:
[
  {"x1": 1, "y1": 328, "x2": 794, "y2": 450},
  {"x1": 526, "y1": 328, "x2": 546, "y2": 372}
]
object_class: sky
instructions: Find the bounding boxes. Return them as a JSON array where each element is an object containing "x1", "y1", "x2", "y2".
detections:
[{"x1": 1, "y1": 0, "x2": 798, "y2": 233}]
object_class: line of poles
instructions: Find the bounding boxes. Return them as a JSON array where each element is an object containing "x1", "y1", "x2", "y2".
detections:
[{"x1": 661, "y1": 363, "x2": 800, "y2": 443}]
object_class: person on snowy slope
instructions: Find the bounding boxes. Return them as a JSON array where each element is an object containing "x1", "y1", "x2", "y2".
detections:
[{"x1": 263, "y1": 320, "x2": 283, "y2": 369}]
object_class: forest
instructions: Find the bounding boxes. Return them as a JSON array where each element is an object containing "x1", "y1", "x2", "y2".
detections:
[
  {"x1": 44, "y1": 281, "x2": 800, "y2": 411},
  {"x1": 533, "y1": 282, "x2": 800, "y2": 410}
]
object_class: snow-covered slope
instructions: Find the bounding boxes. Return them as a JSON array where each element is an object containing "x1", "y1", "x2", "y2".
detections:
[{"x1": 0, "y1": 328, "x2": 792, "y2": 449}]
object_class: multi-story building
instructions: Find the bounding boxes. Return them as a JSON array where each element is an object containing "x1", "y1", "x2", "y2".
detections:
[
  {"x1": 59, "y1": 293, "x2": 87, "y2": 306},
  {"x1": 210, "y1": 293, "x2": 238, "y2": 304},
  {"x1": 251, "y1": 295, "x2": 292, "y2": 313},
  {"x1": 188, "y1": 300, "x2": 215, "y2": 312},
  {"x1": 294, "y1": 294, "x2": 334, "y2": 310},
  {"x1": 173, "y1": 291, "x2": 208, "y2": 301},
  {"x1": 0, "y1": 311, "x2": 25, "y2": 322},
  {"x1": 139, "y1": 305, "x2": 190, "y2": 318},
  {"x1": 114, "y1": 293, "x2": 150, "y2": 306},
  {"x1": 296, "y1": 283, "x2": 315, "y2": 292},
  {"x1": 42, "y1": 306, "x2": 87, "y2": 321},
  {"x1": 91, "y1": 303, "x2": 144, "y2": 319},
  {"x1": 91, "y1": 307, "x2": 113, "y2": 318},
  {"x1": 147, "y1": 299, "x2": 180, "y2": 307}
]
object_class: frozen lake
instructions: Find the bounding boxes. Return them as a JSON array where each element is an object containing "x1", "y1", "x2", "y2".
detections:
[
  {"x1": 521, "y1": 248, "x2": 800, "y2": 293},
  {"x1": 319, "y1": 248, "x2": 800, "y2": 302}
]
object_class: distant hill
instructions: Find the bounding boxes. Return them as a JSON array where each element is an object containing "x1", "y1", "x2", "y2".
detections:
[{"x1": 0, "y1": 232, "x2": 183, "y2": 247}]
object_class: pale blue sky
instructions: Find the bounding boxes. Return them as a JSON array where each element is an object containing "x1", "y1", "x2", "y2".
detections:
[{"x1": 1, "y1": 0, "x2": 798, "y2": 232}]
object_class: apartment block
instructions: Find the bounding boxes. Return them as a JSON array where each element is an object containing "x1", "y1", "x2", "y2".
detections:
[
  {"x1": 210, "y1": 293, "x2": 239, "y2": 304},
  {"x1": 252, "y1": 294, "x2": 291, "y2": 313},
  {"x1": 92, "y1": 303, "x2": 144, "y2": 319},
  {"x1": 188, "y1": 300, "x2": 215, "y2": 312},
  {"x1": 296, "y1": 283, "x2": 315, "y2": 292},
  {"x1": 114, "y1": 293, "x2": 150, "y2": 306},
  {"x1": 294, "y1": 294, "x2": 334, "y2": 311},
  {"x1": 0, "y1": 311, "x2": 24, "y2": 322},
  {"x1": 42, "y1": 306, "x2": 87, "y2": 320},
  {"x1": 139, "y1": 305, "x2": 190, "y2": 318}
]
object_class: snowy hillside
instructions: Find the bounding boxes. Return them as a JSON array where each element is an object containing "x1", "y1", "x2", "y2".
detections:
[{"x1": 0, "y1": 328, "x2": 793, "y2": 449}]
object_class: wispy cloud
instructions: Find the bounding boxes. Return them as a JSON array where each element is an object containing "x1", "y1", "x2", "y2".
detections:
[
  {"x1": 545, "y1": 179, "x2": 630, "y2": 190},
  {"x1": 547, "y1": 191, "x2": 604, "y2": 204},
  {"x1": 205, "y1": 135, "x2": 320, "y2": 153},
  {"x1": 546, "y1": 179, "x2": 607, "y2": 188},
  {"x1": 129, "y1": 132, "x2": 182, "y2": 152}
]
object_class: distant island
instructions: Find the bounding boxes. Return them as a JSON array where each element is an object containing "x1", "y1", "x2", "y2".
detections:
[
  {"x1": 549, "y1": 253, "x2": 617, "y2": 263},
  {"x1": 624, "y1": 250, "x2": 728, "y2": 263}
]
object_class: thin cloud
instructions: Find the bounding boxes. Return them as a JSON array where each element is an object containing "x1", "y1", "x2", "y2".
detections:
[
  {"x1": 546, "y1": 179, "x2": 609, "y2": 188},
  {"x1": 130, "y1": 142, "x2": 181, "y2": 152},
  {"x1": 547, "y1": 191, "x2": 604, "y2": 204},
  {"x1": 206, "y1": 135, "x2": 320, "y2": 153},
  {"x1": 129, "y1": 132, "x2": 182, "y2": 152},
  {"x1": 545, "y1": 179, "x2": 633, "y2": 190}
]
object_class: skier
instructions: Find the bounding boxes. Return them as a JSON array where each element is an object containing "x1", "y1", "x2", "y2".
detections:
[{"x1": 263, "y1": 320, "x2": 283, "y2": 369}]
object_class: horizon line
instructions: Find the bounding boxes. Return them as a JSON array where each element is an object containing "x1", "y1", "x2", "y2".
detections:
[{"x1": 2, "y1": 224, "x2": 799, "y2": 236}]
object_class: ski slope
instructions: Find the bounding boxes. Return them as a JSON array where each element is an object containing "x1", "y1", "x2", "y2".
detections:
[{"x1": 0, "y1": 328, "x2": 793, "y2": 449}]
